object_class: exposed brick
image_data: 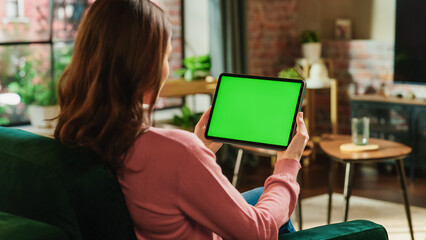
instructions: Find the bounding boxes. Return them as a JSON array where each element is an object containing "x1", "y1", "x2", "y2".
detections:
[{"x1": 157, "y1": 0, "x2": 182, "y2": 73}]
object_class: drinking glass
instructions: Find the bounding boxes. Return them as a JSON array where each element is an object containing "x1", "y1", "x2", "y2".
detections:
[{"x1": 351, "y1": 117, "x2": 370, "y2": 145}]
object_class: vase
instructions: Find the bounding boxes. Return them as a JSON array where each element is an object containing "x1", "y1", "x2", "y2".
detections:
[
  {"x1": 28, "y1": 105, "x2": 60, "y2": 129},
  {"x1": 302, "y1": 42, "x2": 322, "y2": 63}
]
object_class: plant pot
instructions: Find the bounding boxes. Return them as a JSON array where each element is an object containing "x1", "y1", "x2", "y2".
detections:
[
  {"x1": 28, "y1": 105, "x2": 60, "y2": 129},
  {"x1": 302, "y1": 42, "x2": 322, "y2": 63}
]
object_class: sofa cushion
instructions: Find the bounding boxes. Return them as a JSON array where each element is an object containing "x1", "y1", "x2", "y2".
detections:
[
  {"x1": 0, "y1": 127, "x2": 136, "y2": 240},
  {"x1": 279, "y1": 220, "x2": 388, "y2": 240},
  {"x1": 0, "y1": 211, "x2": 69, "y2": 240},
  {"x1": 0, "y1": 149, "x2": 83, "y2": 239}
]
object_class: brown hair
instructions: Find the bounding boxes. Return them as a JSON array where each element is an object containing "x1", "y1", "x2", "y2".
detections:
[{"x1": 54, "y1": 0, "x2": 171, "y2": 173}]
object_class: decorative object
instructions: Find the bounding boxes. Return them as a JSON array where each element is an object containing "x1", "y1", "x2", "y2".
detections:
[
  {"x1": 174, "y1": 55, "x2": 211, "y2": 81},
  {"x1": 300, "y1": 30, "x2": 321, "y2": 63},
  {"x1": 305, "y1": 60, "x2": 332, "y2": 89},
  {"x1": 335, "y1": 19, "x2": 352, "y2": 40}
]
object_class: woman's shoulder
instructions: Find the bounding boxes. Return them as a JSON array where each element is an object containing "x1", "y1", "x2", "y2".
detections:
[{"x1": 142, "y1": 127, "x2": 202, "y2": 149}]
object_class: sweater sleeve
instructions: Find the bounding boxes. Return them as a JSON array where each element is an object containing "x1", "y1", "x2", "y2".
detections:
[{"x1": 177, "y1": 140, "x2": 301, "y2": 240}]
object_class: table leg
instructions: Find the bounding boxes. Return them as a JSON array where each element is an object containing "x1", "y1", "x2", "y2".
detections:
[
  {"x1": 232, "y1": 149, "x2": 244, "y2": 187},
  {"x1": 343, "y1": 162, "x2": 354, "y2": 222},
  {"x1": 395, "y1": 159, "x2": 415, "y2": 240},
  {"x1": 327, "y1": 161, "x2": 337, "y2": 224}
]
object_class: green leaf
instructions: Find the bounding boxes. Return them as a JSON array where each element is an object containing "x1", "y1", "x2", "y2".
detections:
[
  {"x1": 197, "y1": 55, "x2": 211, "y2": 63},
  {"x1": 7, "y1": 82, "x2": 21, "y2": 93},
  {"x1": 172, "y1": 115, "x2": 183, "y2": 126},
  {"x1": 278, "y1": 68, "x2": 303, "y2": 80},
  {"x1": 301, "y1": 30, "x2": 320, "y2": 43},
  {"x1": 181, "y1": 104, "x2": 192, "y2": 118},
  {"x1": 173, "y1": 68, "x2": 187, "y2": 77},
  {"x1": 0, "y1": 117, "x2": 10, "y2": 125},
  {"x1": 184, "y1": 69, "x2": 194, "y2": 81}
]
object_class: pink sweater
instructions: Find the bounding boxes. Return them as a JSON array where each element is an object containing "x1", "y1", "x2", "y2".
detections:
[{"x1": 118, "y1": 127, "x2": 300, "y2": 240}]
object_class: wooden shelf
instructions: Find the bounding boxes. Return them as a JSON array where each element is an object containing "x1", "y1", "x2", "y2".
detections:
[
  {"x1": 159, "y1": 78, "x2": 217, "y2": 98},
  {"x1": 351, "y1": 95, "x2": 426, "y2": 106}
]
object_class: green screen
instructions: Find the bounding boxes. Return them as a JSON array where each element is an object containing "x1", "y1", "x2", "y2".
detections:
[{"x1": 207, "y1": 75, "x2": 302, "y2": 147}]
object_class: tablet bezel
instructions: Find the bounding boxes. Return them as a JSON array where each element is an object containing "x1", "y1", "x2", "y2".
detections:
[{"x1": 204, "y1": 73, "x2": 306, "y2": 150}]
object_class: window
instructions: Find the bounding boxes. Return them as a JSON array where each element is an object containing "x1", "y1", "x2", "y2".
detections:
[
  {"x1": 0, "y1": 0, "x2": 91, "y2": 126},
  {"x1": 3, "y1": 0, "x2": 28, "y2": 24}
]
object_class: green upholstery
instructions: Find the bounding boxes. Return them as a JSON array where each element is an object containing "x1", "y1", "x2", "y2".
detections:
[
  {"x1": 0, "y1": 127, "x2": 136, "y2": 240},
  {"x1": 0, "y1": 211, "x2": 68, "y2": 240},
  {"x1": 280, "y1": 220, "x2": 388, "y2": 240},
  {"x1": 0, "y1": 127, "x2": 388, "y2": 240}
]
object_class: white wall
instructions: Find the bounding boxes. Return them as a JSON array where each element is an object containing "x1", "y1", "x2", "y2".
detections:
[
  {"x1": 370, "y1": 0, "x2": 395, "y2": 42},
  {"x1": 184, "y1": 0, "x2": 210, "y2": 57},
  {"x1": 297, "y1": 0, "x2": 395, "y2": 42}
]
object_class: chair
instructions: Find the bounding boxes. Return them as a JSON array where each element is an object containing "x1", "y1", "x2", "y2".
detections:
[{"x1": 0, "y1": 127, "x2": 388, "y2": 240}]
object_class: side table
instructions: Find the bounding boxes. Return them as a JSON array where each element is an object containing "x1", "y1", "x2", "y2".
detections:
[{"x1": 319, "y1": 134, "x2": 414, "y2": 240}]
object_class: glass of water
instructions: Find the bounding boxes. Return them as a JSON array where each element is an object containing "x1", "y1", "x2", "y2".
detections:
[{"x1": 351, "y1": 117, "x2": 370, "y2": 145}]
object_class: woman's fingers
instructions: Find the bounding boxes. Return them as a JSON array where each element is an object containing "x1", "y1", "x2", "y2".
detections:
[
  {"x1": 195, "y1": 106, "x2": 211, "y2": 130},
  {"x1": 277, "y1": 112, "x2": 309, "y2": 161}
]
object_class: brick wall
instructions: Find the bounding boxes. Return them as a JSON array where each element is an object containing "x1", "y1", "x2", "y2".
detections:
[
  {"x1": 245, "y1": 0, "x2": 426, "y2": 134},
  {"x1": 157, "y1": 0, "x2": 182, "y2": 76},
  {"x1": 246, "y1": 0, "x2": 299, "y2": 77},
  {"x1": 318, "y1": 40, "x2": 426, "y2": 133},
  {"x1": 319, "y1": 40, "x2": 396, "y2": 133},
  {"x1": 0, "y1": 0, "x2": 50, "y2": 42}
]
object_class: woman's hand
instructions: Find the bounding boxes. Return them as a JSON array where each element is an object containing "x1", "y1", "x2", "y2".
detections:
[
  {"x1": 194, "y1": 107, "x2": 223, "y2": 153},
  {"x1": 277, "y1": 112, "x2": 309, "y2": 161}
]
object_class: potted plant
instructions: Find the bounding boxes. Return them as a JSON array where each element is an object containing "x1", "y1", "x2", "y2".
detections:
[
  {"x1": 174, "y1": 55, "x2": 211, "y2": 81},
  {"x1": 0, "y1": 106, "x2": 9, "y2": 125},
  {"x1": 300, "y1": 30, "x2": 321, "y2": 63},
  {"x1": 171, "y1": 104, "x2": 202, "y2": 131},
  {"x1": 8, "y1": 60, "x2": 59, "y2": 128},
  {"x1": 278, "y1": 67, "x2": 303, "y2": 80},
  {"x1": 7, "y1": 46, "x2": 72, "y2": 128}
]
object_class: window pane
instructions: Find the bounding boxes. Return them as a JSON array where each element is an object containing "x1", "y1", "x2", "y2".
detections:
[
  {"x1": 52, "y1": 0, "x2": 91, "y2": 41},
  {"x1": 53, "y1": 41, "x2": 73, "y2": 82},
  {"x1": 5, "y1": 0, "x2": 18, "y2": 18},
  {"x1": 0, "y1": 0, "x2": 51, "y2": 42},
  {"x1": 0, "y1": 44, "x2": 52, "y2": 126}
]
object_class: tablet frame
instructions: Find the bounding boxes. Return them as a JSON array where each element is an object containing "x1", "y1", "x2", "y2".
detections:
[{"x1": 205, "y1": 73, "x2": 306, "y2": 150}]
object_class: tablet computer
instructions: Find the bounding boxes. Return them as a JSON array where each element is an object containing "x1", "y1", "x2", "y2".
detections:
[{"x1": 205, "y1": 73, "x2": 306, "y2": 150}]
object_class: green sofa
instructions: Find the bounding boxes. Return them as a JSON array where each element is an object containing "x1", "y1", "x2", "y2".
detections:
[{"x1": 0, "y1": 127, "x2": 388, "y2": 240}]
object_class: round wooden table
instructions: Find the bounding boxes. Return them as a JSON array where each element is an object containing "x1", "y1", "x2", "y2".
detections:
[{"x1": 319, "y1": 134, "x2": 414, "y2": 240}]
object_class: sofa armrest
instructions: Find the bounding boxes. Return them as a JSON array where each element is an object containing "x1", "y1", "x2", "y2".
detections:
[
  {"x1": 0, "y1": 211, "x2": 69, "y2": 240},
  {"x1": 279, "y1": 220, "x2": 388, "y2": 240}
]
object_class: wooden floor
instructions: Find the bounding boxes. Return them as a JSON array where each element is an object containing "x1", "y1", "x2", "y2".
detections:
[{"x1": 232, "y1": 151, "x2": 426, "y2": 208}]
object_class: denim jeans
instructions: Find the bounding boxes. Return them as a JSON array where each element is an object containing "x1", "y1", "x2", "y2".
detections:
[{"x1": 241, "y1": 186, "x2": 296, "y2": 234}]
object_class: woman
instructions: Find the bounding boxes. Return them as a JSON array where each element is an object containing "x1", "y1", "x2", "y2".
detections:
[{"x1": 54, "y1": 0, "x2": 309, "y2": 239}]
